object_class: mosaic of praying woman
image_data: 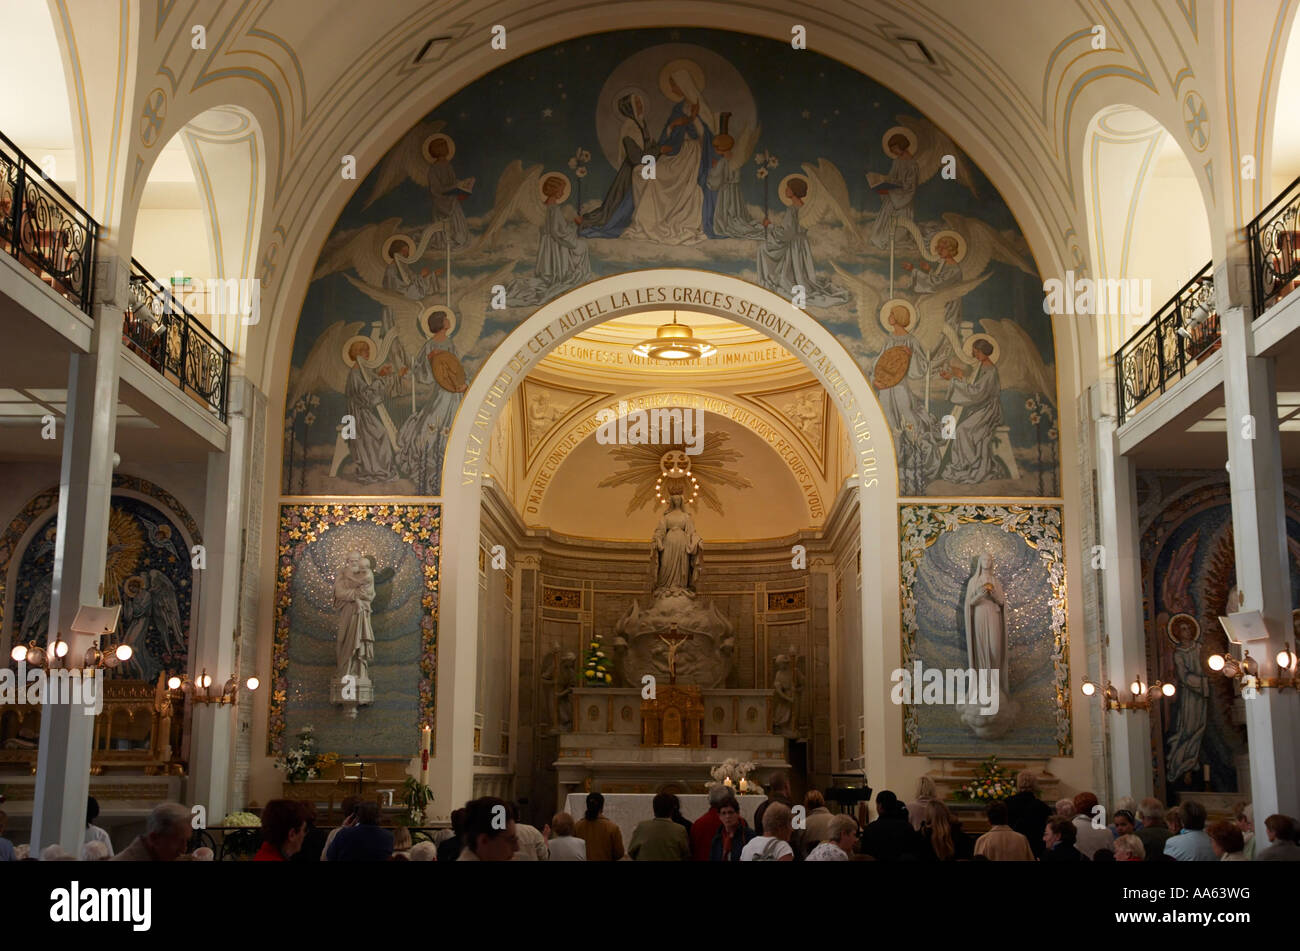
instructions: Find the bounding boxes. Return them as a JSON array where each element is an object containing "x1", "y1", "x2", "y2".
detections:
[
  {"x1": 940, "y1": 337, "x2": 1008, "y2": 483},
  {"x1": 506, "y1": 173, "x2": 592, "y2": 306},
  {"x1": 580, "y1": 90, "x2": 656, "y2": 238},
  {"x1": 756, "y1": 175, "x2": 849, "y2": 307},
  {"x1": 397, "y1": 310, "x2": 467, "y2": 494}
]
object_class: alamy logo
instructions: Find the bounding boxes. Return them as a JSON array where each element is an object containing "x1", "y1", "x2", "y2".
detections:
[
  {"x1": 595, "y1": 402, "x2": 705, "y2": 455},
  {"x1": 890, "y1": 662, "x2": 1000, "y2": 715},
  {"x1": 0, "y1": 663, "x2": 103, "y2": 715},
  {"x1": 1042, "y1": 270, "x2": 1152, "y2": 318},
  {"x1": 50, "y1": 882, "x2": 151, "y2": 931}
]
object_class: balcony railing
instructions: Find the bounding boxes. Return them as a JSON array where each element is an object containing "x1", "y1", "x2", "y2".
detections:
[
  {"x1": 1115, "y1": 263, "x2": 1219, "y2": 426},
  {"x1": 0, "y1": 130, "x2": 98, "y2": 314},
  {"x1": 122, "y1": 259, "x2": 231, "y2": 421},
  {"x1": 1247, "y1": 175, "x2": 1300, "y2": 318}
]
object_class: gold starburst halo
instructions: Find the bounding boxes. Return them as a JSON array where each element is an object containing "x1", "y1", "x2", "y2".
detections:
[{"x1": 597, "y1": 428, "x2": 751, "y2": 515}]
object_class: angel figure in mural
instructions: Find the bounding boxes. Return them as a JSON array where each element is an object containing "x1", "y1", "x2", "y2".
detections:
[
  {"x1": 1160, "y1": 531, "x2": 1209, "y2": 785},
  {"x1": 19, "y1": 576, "x2": 52, "y2": 646},
  {"x1": 939, "y1": 334, "x2": 1008, "y2": 484},
  {"x1": 868, "y1": 299, "x2": 941, "y2": 492},
  {"x1": 580, "y1": 88, "x2": 657, "y2": 238},
  {"x1": 705, "y1": 113, "x2": 764, "y2": 239},
  {"x1": 622, "y1": 59, "x2": 718, "y2": 245},
  {"x1": 756, "y1": 169, "x2": 851, "y2": 307},
  {"x1": 339, "y1": 335, "x2": 404, "y2": 483},
  {"x1": 140, "y1": 517, "x2": 180, "y2": 560},
  {"x1": 360, "y1": 120, "x2": 472, "y2": 251},
  {"x1": 868, "y1": 117, "x2": 981, "y2": 257},
  {"x1": 397, "y1": 306, "x2": 469, "y2": 494},
  {"x1": 119, "y1": 570, "x2": 184, "y2": 682},
  {"x1": 503, "y1": 172, "x2": 592, "y2": 306},
  {"x1": 652, "y1": 494, "x2": 702, "y2": 597},
  {"x1": 333, "y1": 551, "x2": 376, "y2": 700}
]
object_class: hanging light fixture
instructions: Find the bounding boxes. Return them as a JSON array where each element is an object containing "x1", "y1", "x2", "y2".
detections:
[{"x1": 632, "y1": 312, "x2": 716, "y2": 361}]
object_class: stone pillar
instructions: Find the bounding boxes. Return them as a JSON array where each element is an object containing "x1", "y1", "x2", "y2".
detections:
[
  {"x1": 1219, "y1": 306, "x2": 1300, "y2": 819},
  {"x1": 31, "y1": 250, "x2": 128, "y2": 854},
  {"x1": 1094, "y1": 392, "x2": 1154, "y2": 802},
  {"x1": 188, "y1": 377, "x2": 259, "y2": 822}
]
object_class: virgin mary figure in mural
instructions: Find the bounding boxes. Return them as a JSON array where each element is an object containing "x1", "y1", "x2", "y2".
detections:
[
  {"x1": 1165, "y1": 613, "x2": 1208, "y2": 784},
  {"x1": 397, "y1": 307, "x2": 468, "y2": 494},
  {"x1": 622, "y1": 60, "x2": 717, "y2": 245},
  {"x1": 958, "y1": 554, "x2": 1018, "y2": 738}
]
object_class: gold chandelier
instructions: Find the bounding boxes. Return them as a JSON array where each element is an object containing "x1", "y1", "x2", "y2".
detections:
[{"x1": 633, "y1": 313, "x2": 716, "y2": 361}]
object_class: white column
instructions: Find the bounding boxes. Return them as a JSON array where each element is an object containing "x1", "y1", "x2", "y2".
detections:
[
  {"x1": 31, "y1": 251, "x2": 127, "y2": 854},
  {"x1": 1094, "y1": 407, "x2": 1154, "y2": 802},
  {"x1": 440, "y1": 486, "x2": 480, "y2": 810},
  {"x1": 188, "y1": 377, "x2": 253, "y2": 822},
  {"x1": 1220, "y1": 306, "x2": 1300, "y2": 819}
]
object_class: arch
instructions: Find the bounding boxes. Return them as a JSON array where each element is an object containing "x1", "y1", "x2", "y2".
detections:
[
  {"x1": 521, "y1": 385, "x2": 831, "y2": 525},
  {"x1": 1081, "y1": 104, "x2": 1215, "y2": 361},
  {"x1": 132, "y1": 105, "x2": 267, "y2": 357},
  {"x1": 1263, "y1": 6, "x2": 1300, "y2": 195},
  {"x1": 438, "y1": 269, "x2": 899, "y2": 805}
]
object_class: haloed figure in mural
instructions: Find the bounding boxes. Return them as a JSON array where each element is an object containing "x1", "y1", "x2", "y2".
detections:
[
  {"x1": 580, "y1": 89, "x2": 657, "y2": 237},
  {"x1": 397, "y1": 307, "x2": 469, "y2": 495},
  {"x1": 706, "y1": 112, "x2": 764, "y2": 239},
  {"x1": 757, "y1": 174, "x2": 849, "y2": 307},
  {"x1": 940, "y1": 335, "x2": 1008, "y2": 484},
  {"x1": 872, "y1": 301, "x2": 940, "y2": 492},
  {"x1": 623, "y1": 60, "x2": 717, "y2": 245},
  {"x1": 652, "y1": 494, "x2": 702, "y2": 596},
  {"x1": 426, "y1": 133, "x2": 471, "y2": 251},
  {"x1": 505, "y1": 173, "x2": 592, "y2": 306},
  {"x1": 1165, "y1": 613, "x2": 1209, "y2": 785},
  {"x1": 868, "y1": 129, "x2": 919, "y2": 251},
  {"x1": 342, "y1": 336, "x2": 404, "y2": 484},
  {"x1": 119, "y1": 571, "x2": 184, "y2": 682}
]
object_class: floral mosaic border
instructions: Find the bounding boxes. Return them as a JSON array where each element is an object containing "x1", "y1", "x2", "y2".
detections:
[
  {"x1": 898, "y1": 503, "x2": 1070, "y2": 756},
  {"x1": 0, "y1": 475, "x2": 202, "y2": 647},
  {"x1": 268, "y1": 503, "x2": 440, "y2": 755}
]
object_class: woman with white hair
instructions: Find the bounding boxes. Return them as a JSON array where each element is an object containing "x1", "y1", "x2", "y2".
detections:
[{"x1": 623, "y1": 60, "x2": 717, "y2": 245}]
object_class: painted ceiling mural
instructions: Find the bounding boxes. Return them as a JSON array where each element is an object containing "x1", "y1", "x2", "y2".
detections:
[{"x1": 283, "y1": 28, "x2": 1057, "y2": 499}]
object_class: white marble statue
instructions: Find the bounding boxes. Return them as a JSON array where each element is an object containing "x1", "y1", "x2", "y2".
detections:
[
  {"x1": 651, "y1": 494, "x2": 702, "y2": 597},
  {"x1": 958, "y1": 554, "x2": 1019, "y2": 737},
  {"x1": 333, "y1": 550, "x2": 376, "y2": 716}
]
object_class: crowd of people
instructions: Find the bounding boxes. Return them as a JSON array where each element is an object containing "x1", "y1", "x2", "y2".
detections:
[{"x1": 2, "y1": 770, "x2": 1297, "y2": 862}]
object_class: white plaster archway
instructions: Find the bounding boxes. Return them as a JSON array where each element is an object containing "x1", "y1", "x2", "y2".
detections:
[{"x1": 437, "y1": 269, "x2": 900, "y2": 806}]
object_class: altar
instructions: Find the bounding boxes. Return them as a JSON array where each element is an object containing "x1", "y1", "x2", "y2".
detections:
[{"x1": 564, "y1": 792, "x2": 763, "y2": 844}]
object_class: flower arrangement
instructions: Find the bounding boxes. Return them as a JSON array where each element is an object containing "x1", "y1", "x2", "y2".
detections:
[
  {"x1": 954, "y1": 755, "x2": 1016, "y2": 802},
  {"x1": 705, "y1": 758, "x2": 764, "y2": 795},
  {"x1": 220, "y1": 811, "x2": 261, "y2": 828},
  {"x1": 273, "y1": 725, "x2": 338, "y2": 783},
  {"x1": 582, "y1": 634, "x2": 614, "y2": 686}
]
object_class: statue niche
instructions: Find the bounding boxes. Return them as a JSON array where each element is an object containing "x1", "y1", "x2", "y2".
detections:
[{"x1": 613, "y1": 494, "x2": 735, "y2": 688}]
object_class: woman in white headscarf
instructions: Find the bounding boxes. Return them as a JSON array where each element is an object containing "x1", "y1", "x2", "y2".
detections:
[{"x1": 623, "y1": 62, "x2": 717, "y2": 245}]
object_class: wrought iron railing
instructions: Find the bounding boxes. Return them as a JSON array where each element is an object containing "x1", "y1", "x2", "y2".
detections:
[
  {"x1": 1115, "y1": 263, "x2": 1219, "y2": 426},
  {"x1": 0, "y1": 130, "x2": 98, "y2": 314},
  {"x1": 1247, "y1": 175, "x2": 1300, "y2": 318},
  {"x1": 122, "y1": 259, "x2": 231, "y2": 421}
]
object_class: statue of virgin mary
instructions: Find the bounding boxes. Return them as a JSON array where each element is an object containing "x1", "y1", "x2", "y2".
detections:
[
  {"x1": 651, "y1": 494, "x2": 702, "y2": 597},
  {"x1": 958, "y1": 554, "x2": 1018, "y2": 737}
]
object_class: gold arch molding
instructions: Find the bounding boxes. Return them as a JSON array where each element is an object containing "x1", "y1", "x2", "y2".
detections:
[{"x1": 521, "y1": 388, "x2": 827, "y2": 522}]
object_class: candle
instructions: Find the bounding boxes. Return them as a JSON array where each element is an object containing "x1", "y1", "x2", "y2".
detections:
[
  {"x1": 724, "y1": 777, "x2": 733, "y2": 787},
  {"x1": 1202, "y1": 763, "x2": 1211, "y2": 782},
  {"x1": 739, "y1": 778, "x2": 749, "y2": 793},
  {"x1": 419, "y1": 725, "x2": 431, "y2": 789}
]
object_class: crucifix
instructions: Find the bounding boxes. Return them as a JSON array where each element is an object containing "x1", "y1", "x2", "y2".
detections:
[{"x1": 657, "y1": 622, "x2": 694, "y2": 685}]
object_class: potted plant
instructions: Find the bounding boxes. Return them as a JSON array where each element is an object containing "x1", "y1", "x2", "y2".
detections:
[{"x1": 402, "y1": 776, "x2": 433, "y2": 823}]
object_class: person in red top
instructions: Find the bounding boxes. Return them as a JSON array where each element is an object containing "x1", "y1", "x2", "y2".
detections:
[
  {"x1": 690, "y1": 785, "x2": 732, "y2": 861},
  {"x1": 253, "y1": 800, "x2": 309, "y2": 862}
]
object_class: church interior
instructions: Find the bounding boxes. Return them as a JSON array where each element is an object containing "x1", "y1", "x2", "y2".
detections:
[{"x1": 2, "y1": 0, "x2": 1300, "y2": 893}]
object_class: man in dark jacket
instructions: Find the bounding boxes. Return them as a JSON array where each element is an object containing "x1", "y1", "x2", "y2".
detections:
[
  {"x1": 860, "y1": 790, "x2": 924, "y2": 860},
  {"x1": 752, "y1": 771, "x2": 793, "y2": 839},
  {"x1": 325, "y1": 801, "x2": 393, "y2": 861},
  {"x1": 1005, "y1": 770, "x2": 1052, "y2": 859}
]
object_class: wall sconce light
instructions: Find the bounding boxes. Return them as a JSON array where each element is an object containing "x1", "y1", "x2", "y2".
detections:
[
  {"x1": 10, "y1": 627, "x2": 132, "y2": 671},
  {"x1": 1208, "y1": 640, "x2": 1298, "y2": 691},
  {"x1": 166, "y1": 667, "x2": 259, "y2": 705},
  {"x1": 1080, "y1": 675, "x2": 1175, "y2": 710}
]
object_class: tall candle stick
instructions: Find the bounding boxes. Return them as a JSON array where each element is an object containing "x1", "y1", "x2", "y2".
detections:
[{"x1": 419, "y1": 725, "x2": 431, "y2": 789}]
